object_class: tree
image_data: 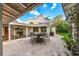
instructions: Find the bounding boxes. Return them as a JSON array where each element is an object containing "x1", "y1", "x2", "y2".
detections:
[{"x1": 53, "y1": 15, "x2": 69, "y2": 33}]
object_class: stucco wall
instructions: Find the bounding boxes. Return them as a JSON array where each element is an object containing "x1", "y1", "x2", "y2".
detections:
[{"x1": 0, "y1": 4, "x2": 2, "y2": 56}]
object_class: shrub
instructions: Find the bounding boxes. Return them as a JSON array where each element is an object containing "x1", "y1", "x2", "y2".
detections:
[{"x1": 62, "y1": 34, "x2": 75, "y2": 50}]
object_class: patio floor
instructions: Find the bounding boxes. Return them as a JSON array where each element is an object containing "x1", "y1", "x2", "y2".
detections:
[{"x1": 3, "y1": 35, "x2": 71, "y2": 56}]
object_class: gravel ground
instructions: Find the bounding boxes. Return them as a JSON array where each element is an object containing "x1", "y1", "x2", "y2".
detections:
[{"x1": 3, "y1": 35, "x2": 71, "y2": 56}]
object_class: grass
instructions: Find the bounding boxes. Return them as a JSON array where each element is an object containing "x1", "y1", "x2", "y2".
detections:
[
  {"x1": 59, "y1": 33, "x2": 72, "y2": 42},
  {"x1": 58, "y1": 32, "x2": 75, "y2": 50}
]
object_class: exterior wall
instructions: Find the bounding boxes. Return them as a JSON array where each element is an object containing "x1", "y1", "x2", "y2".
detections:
[
  {"x1": 3, "y1": 24, "x2": 56, "y2": 40},
  {"x1": 27, "y1": 26, "x2": 55, "y2": 35},
  {"x1": 9, "y1": 25, "x2": 26, "y2": 39},
  {"x1": 0, "y1": 4, "x2": 2, "y2": 55},
  {"x1": 46, "y1": 26, "x2": 50, "y2": 35},
  {"x1": 27, "y1": 26, "x2": 56, "y2": 35}
]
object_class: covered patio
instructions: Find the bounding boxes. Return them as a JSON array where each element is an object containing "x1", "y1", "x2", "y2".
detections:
[
  {"x1": 1, "y1": 3, "x2": 77, "y2": 56},
  {"x1": 3, "y1": 34, "x2": 71, "y2": 56}
]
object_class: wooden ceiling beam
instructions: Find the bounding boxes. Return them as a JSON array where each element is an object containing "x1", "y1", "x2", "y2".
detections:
[
  {"x1": 3, "y1": 15, "x2": 12, "y2": 20},
  {"x1": 7, "y1": 4, "x2": 22, "y2": 12},
  {"x1": 2, "y1": 17, "x2": 13, "y2": 24},
  {"x1": 3, "y1": 9, "x2": 16, "y2": 17},
  {"x1": 3, "y1": 4, "x2": 20, "y2": 14},
  {"x1": 2, "y1": 24, "x2": 8, "y2": 26},
  {"x1": 3, "y1": 10, "x2": 16, "y2": 18},
  {"x1": 2, "y1": 17, "x2": 10, "y2": 21},
  {"x1": 19, "y1": 3, "x2": 27, "y2": 8},
  {"x1": 2, "y1": 18, "x2": 10, "y2": 24},
  {"x1": 3, "y1": 13, "x2": 15, "y2": 20}
]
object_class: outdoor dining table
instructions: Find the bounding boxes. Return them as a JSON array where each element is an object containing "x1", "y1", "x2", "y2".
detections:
[{"x1": 30, "y1": 32, "x2": 48, "y2": 43}]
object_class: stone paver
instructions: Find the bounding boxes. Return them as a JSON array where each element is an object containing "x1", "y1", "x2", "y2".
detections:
[{"x1": 3, "y1": 35, "x2": 71, "y2": 56}]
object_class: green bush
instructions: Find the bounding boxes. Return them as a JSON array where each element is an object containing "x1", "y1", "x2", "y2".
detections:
[
  {"x1": 54, "y1": 18, "x2": 75, "y2": 50},
  {"x1": 61, "y1": 33, "x2": 75, "y2": 50},
  {"x1": 56, "y1": 21, "x2": 69, "y2": 33}
]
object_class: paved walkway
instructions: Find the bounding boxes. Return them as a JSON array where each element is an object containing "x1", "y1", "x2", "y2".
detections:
[{"x1": 3, "y1": 35, "x2": 71, "y2": 56}]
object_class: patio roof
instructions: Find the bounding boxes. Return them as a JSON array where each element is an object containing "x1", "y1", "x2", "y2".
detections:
[{"x1": 2, "y1": 3, "x2": 42, "y2": 25}]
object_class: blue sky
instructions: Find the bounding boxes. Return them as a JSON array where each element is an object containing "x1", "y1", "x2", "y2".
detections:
[{"x1": 16, "y1": 3, "x2": 65, "y2": 23}]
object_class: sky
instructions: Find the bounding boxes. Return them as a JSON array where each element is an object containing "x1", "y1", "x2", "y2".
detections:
[{"x1": 16, "y1": 3, "x2": 65, "y2": 23}]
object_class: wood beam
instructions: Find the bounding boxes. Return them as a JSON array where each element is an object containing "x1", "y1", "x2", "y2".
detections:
[
  {"x1": 2, "y1": 17, "x2": 11, "y2": 21},
  {"x1": 3, "y1": 14, "x2": 14, "y2": 21},
  {"x1": 3, "y1": 24, "x2": 8, "y2": 26},
  {"x1": 2, "y1": 4, "x2": 20, "y2": 14},
  {"x1": 3, "y1": 15, "x2": 12, "y2": 20},
  {"x1": 3, "y1": 10, "x2": 16, "y2": 18},
  {"x1": 7, "y1": 4, "x2": 22, "y2": 12},
  {"x1": 2, "y1": 19, "x2": 9, "y2": 23},
  {"x1": 2, "y1": 18, "x2": 13, "y2": 24},
  {"x1": 19, "y1": 3, "x2": 27, "y2": 8},
  {"x1": 3, "y1": 8, "x2": 16, "y2": 17}
]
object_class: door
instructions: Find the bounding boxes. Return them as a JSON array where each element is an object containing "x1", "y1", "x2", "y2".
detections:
[{"x1": 4, "y1": 26, "x2": 8, "y2": 40}]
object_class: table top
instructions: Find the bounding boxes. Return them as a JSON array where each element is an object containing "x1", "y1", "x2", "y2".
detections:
[{"x1": 30, "y1": 32, "x2": 47, "y2": 36}]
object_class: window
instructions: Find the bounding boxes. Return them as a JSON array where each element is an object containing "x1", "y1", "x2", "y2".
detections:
[
  {"x1": 33, "y1": 27, "x2": 38, "y2": 32},
  {"x1": 41, "y1": 27, "x2": 46, "y2": 32}
]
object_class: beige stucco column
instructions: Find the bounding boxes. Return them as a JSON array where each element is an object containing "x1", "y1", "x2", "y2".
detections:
[
  {"x1": 30, "y1": 27, "x2": 33, "y2": 33},
  {"x1": 39, "y1": 27, "x2": 41, "y2": 33},
  {"x1": 8, "y1": 25, "x2": 11, "y2": 40},
  {"x1": 51, "y1": 27, "x2": 56, "y2": 35},
  {"x1": 47, "y1": 26, "x2": 50, "y2": 35},
  {"x1": 26, "y1": 27, "x2": 28, "y2": 37},
  {"x1": 14, "y1": 26, "x2": 16, "y2": 37},
  {"x1": 0, "y1": 4, "x2": 2, "y2": 56}
]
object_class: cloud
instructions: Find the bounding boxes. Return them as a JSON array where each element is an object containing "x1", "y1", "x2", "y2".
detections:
[
  {"x1": 43, "y1": 4, "x2": 47, "y2": 7},
  {"x1": 16, "y1": 19, "x2": 23, "y2": 23},
  {"x1": 30, "y1": 10, "x2": 40, "y2": 16},
  {"x1": 50, "y1": 3, "x2": 56, "y2": 10}
]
